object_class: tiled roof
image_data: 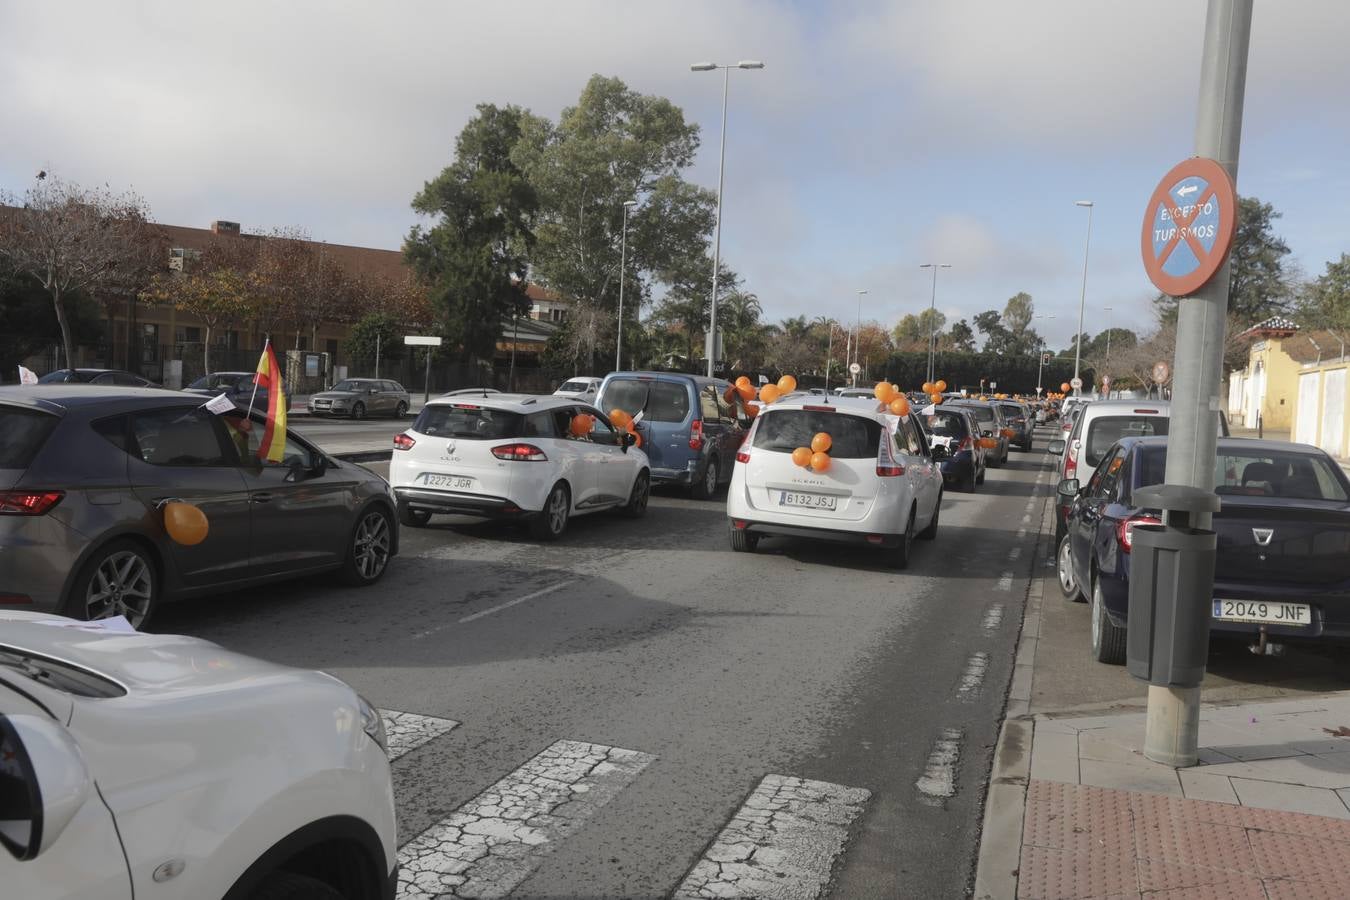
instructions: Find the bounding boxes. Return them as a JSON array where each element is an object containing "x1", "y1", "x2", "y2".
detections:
[{"x1": 1238, "y1": 315, "x2": 1299, "y2": 339}]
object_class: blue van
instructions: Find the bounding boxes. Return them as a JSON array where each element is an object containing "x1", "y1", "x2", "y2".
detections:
[{"x1": 597, "y1": 371, "x2": 748, "y2": 499}]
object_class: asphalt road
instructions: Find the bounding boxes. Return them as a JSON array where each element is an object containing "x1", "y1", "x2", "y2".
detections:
[
  {"x1": 152, "y1": 436, "x2": 1059, "y2": 899},
  {"x1": 290, "y1": 414, "x2": 412, "y2": 456}
]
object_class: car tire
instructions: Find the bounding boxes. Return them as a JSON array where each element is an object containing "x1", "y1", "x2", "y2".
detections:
[
  {"x1": 1023, "y1": 440, "x2": 1034, "y2": 452},
  {"x1": 988, "y1": 449, "x2": 1001, "y2": 468},
  {"x1": 887, "y1": 508, "x2": 916, "y2": 569},
  {"x1": 529, "y1": 482, "x2": 570, "y2": 541},
  {"x1": 395, "y1": 401, "x2": 408, "y2": 418},
  {"x1": 976, "y1": 465, "x2": 986, "y2": 486},
  {"x1": 340, "y1": 506, "x2": 393, "y2": 585},
  {"x1": 399, "y1": 501, "x2": 431, "y2": 528},
  {"x1": 64, "y1": 538, "x2": 159, "y2": 630},
  {"x1": 252, "y1": 871, "x2": 345, "y2": 900},
  {"x1": 962, "y1": 468, "x2": 977, "y2": 492},
  {"x1": 729, "y1": 524, "x2": 759, "y2": 553},
  {"x1": 622, "y1": 471, "x2": 650, "y2": 519},
  {"x1": 351, "y1": 402, "x2": 366, "y2": 420},
  {"x1": 1091, "y1": 573, "x2": 1127, "y2": 665},
  {"x1": 692, "y1": 458, "x2": 719, "y2": 501},
  {"x1": 1057, "y1": 535, "x2": 1083, "y2": 601},
  {"x1": 917, "y1": 492, "x2": 941, "y2": 540}
]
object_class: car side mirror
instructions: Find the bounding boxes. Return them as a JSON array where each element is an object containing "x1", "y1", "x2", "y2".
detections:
[
  {"x1": 1048, "y1": 439, "x2": 1066, "y2": 455},
  {"x1": 310, "y1": 454, "x2": 329, "y2": 476},
  {"x1": 0, "y1": 715, "x2": 93, "y2": 861},
  {"x1": 622, "y1": 431, "x2": 637, "y2": 452},
  {"x1": 1056, "y1": 478, "x2": 1081, "y2": 498}
]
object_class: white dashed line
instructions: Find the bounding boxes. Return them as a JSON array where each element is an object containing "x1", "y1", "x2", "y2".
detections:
[
  {"x1": 916, "y1": 728, "x2": 964, "y2": 803},
  {"x1": 458, "y1": 581, "x2": 571, "y2": 624},
  {"x1": 1017, "y1": 529, "x2": 1028, "y2": 540},
  {"x1": 1008, "y1": 547, "x2": 1022, "y2": 561},
  {"x1": 397, "y1": 740, "x2": 654, "y2": 898},
  {"x1": 982, "y1": 604, "x2": 1004, "y2": 633},
  {"x1": 673, "y1": 775, "x2": 871, "y2": 900},
  {"x1": 996, "y1": 572, "x2": 1014, "y2": 591},
  {"x1": 1021, "y1": 514, "x2": 1032, "y2": 524},
  {"x1": 956, "y1": 652, "x2": 989, "y2": 700},
  {"x1": 381, "y1": 710, "x2": 460, "y2": 762}
]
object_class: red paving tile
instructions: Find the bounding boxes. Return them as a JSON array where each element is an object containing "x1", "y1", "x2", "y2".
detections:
[{"x1": 1018, "y1": 780, "x2": 1350, "y2": 899}]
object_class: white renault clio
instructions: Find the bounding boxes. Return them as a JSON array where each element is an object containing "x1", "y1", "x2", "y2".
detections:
[
  {"x1": 389, "y1": 394, "x2": 651, "y2": 540},
  {"x1": 727, "y1": 395, "x2": 944, "y2": 567}
]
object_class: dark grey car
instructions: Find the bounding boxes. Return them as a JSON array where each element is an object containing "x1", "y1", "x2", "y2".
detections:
[
  {"x1": 0, "y1": 386, "x2": 398, "y2": 629},
  {"x1": 309, "y1": 378, "x2": 410, "y2": 419}
]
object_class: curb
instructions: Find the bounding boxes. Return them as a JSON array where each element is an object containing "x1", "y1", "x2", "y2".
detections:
[{"x1": 972, "y1": 461, "x2": 1056, "y2": 900}]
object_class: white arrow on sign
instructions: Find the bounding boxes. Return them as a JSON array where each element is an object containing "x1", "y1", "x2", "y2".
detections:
[{"x1": 1176, "y1": 184, "x2": 1199, "y2": 197}]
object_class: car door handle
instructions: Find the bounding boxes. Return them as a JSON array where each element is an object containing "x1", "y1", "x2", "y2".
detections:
[{"x1": 252, "y1": 492, "x2": 274, "y2": 504}]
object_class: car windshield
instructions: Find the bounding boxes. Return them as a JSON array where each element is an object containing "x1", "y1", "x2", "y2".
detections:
[
  {"x1": 753, "y1": 409, "x2": 881, "y2": 459},
  {"x1": 559, "y1": 380, "x2": 592, "y2": 392},
  {"x1": 925, "y1": 411, "x2": 970, "y2": 437},
  {"x1": 188, "y1": 374, "x2": 243, "y2": 390},
  {"x1": 1085, "y1": 416, "x2": 1168, "y2": 467},
  {"x1": 414, "y1": 404, "x2": 524, "y2": 439},
  {"x1": 0, "y1": 407, "x2": 60, "y2": 469},
  {"x1": 602, "y1": 379, "x2": 690, "y2": 424},
  {"x1": 1138, "y1": 447, "x2": 1349, "y2": 502},
  {"x1": 331, "y1": 380, "x2": 370, "y2": 392}
]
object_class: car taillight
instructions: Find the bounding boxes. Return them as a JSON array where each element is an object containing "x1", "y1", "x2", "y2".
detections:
[
  {"x1": 690, "y1": 418, "x2": 704, "y2": 451},
  {"x1": 0, "y1": 490, "x2": 65, "y2": 516},
  {"x1": 736, "y1": 450, "x2": 751, "y2": 463},
  {"x1": 1117, "y1": 515, "x2": 1163, "y2": 552},
  {"x1": 958, "y1": 436, "x2": 973, "y2": 451},
  {"x1": 491, "y1": 443, "x2": 548, "y2": 461},
  {"x1": 876, "y1": 432, "x2": 905, "y2": 477},
  {"x1": 393, "y1": 433, "x2": 416, "y2": 451}
]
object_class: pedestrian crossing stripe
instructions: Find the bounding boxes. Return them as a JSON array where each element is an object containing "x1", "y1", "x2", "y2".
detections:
[{"x1": 380, "y1": 710, "x2": 460, "y2": 762}]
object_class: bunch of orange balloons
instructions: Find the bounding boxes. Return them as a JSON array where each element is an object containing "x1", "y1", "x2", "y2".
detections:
[
  {"x1": 756, "y1": 373, "x2": 798, "y2": 406},
  {"x1": 871, "y1": 381, "x2": 912, "y2": 416},
  {"x1": 607, "y1": 409, "x2": 643, "y2": 448},
  {"x1": 791, "y1": 431, "x2": 834, "y2": 472}
]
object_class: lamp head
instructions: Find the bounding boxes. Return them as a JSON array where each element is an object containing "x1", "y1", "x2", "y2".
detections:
[
  {"x1": 690, "y1": 62, "x2": 717, "y2": 71},
  {"x1": 737, "y1": 60, "x2": 765, "y2": 69},
  {"x1": 1075, "y1": 200, "x2": 1093, "y2": 207}
]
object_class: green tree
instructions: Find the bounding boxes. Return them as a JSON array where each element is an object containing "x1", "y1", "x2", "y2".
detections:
[
  {"x1": 1002, "y1": 291, "x2": 1040, "y2": 355},
  {"x1": 405, "y1": 103, "x2": 537, "y2": 363},
  {"x1": 718, "y1": 289, "x2": 767, "y2": 371},
  {"x1": 974, "y1": 309, "x2": 1012, "y2": 354},
  {"x1": 141, "y1": 267, "x2": 252, "y2": 376},
  {"x1": 0, "y1": 273, "x2": 102, "y2": 379},
  {"x1": 343, "y1": 312, "x2": 409, "y2": 374},
  {"x1": 948, "y1": 318, "x2": 976, "y2": 352},
  {"x1": 1297, "y1": 253, "x2": 1350, "y2": 333}
]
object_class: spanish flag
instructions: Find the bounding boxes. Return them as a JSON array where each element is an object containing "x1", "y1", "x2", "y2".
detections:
[{"x1": 254, "y1": 341, "x2": 287, "y2": 463}]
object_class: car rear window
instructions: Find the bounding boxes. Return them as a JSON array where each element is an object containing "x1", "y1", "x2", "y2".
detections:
[
  {"x1": 414, "y1": 404, "x2": 524, "y2": 439},
  {"x1": 953, "y1": 404, "x2": 994, "y2": 422},
  {"x1": 1137, "y1": 447, "x2": 1349, "y2": 502},
  {"x1": 602, "y1": 379, "x2": 691, "y2": 424},
  {"x1": 0, "y1": 407, "x2": 60, "y2": 469},
  {"x1": 753, "y1": 410, "x2": 882, "y2": 459},
  {"x1": 997, "y1": 404, "x2": 1024, "y2": 419},
  {"x1": 1085, "y1": 416, "x2": 1169, "y2": 467},
  {"x1": 559, "y1": 380, "x2": 591, "y2": 392},
  {"x1": 925, "y1": 411, "x2": 971, "y2": 437}
]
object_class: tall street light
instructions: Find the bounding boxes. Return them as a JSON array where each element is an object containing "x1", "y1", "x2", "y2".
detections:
[
  {"x1": 1102, "y1": 305, "x2": 1115, "y2": 372},
  {"x1": 615, "y1": 198, "x2": 638, "y2": 372},
  {"x1": 851, "y1": 289, "x2": 869, "y2": 386},
  {"x1": 691, "y1": 59, "x2": 764, "y2": 377},
  {"x1": 920, "y1": 263, "x2": 952, "y2": 384},
  {"x1": 1073, "y1": 200, "x2": 1094, "y2": 396}
]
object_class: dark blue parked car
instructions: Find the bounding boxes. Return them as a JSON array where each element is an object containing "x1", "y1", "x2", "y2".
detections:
[
  {"x1": 1057, "y1": 436, "x2": 1350, "y2": 665},
  {"x1": 597, "y1": 372, "x2": 748, "y2": 500},
  {"x1": 922, "y1": 407, "x2": 986, "y2": 492}
]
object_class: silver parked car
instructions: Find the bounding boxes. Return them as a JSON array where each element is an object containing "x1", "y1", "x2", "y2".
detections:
[
  {"x1": 0, "y1": 386, "x2": 398, "y2": 629},
  {"x1": 309, "y1": 378, "x2": 411, "y2": 419}
]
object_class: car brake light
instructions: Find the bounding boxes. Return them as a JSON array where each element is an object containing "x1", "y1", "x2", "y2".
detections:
[
  {"x1": 491, "y1": 443, "x2": 548, "y2": 461},
  {"x1": 690, "y1": 418, "x2": 704, "y2": 451},
  {"x1": 803, "y1": 405, "x2": 835, "y2": 412},
  {"x1": 1118, "y1": 515, "x2": 1163, "y2": 552},
  {"x1": 1063, "y1": 440, "x2": 1080, "y2": 478},
  {"x1": 0, "y1": 491, "x2": 64, "y2": 516},
  {"x1": 876, "y1": 432, "x2": 905, "y2": 477},
  {"x1": 393, "y1": 433, "x2": 416, "y2": 451},
  {"x1": 0, "y1": 593, "x2": 33, "y2": 604},
  {"x1": 1133, "y1": 409, "x2": 1159, "y2": 414},
  {"x1": 452, "y1": 403, "x2": 480, "y2": 409},
  {"x1": 736, "y1": 450, "x2": 750, "y2": 463},
  {"x1": 958, "y1": 436, "x2": 973, "y2": 451}
]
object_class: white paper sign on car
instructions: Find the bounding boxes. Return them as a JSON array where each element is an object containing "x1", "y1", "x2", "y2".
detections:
[{"x1": 203, "y1": 393, "x2": 237, "y2": 415}]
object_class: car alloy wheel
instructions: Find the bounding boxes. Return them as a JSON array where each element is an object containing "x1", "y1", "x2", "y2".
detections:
[
  {"x1": 348, "y1": 509, "x2": 391, "y2": 582},
  {"x1": 1057, "y1": 535, "x2": 1081, "y2": 600},
  {"x1": 85, "y1": 547, "x2": 155, "y2": 628},
  {"x1": 351, "y1": 402, "x2": 366, "y2": 420},
  {"x1": 624, "y1": 471, "x2": 650, "y2": 518},
  {"x1": 1091, "y1": 574, "x2": 1127, "y2": 664},
  {"x1": 530, "y1": 483, "x2": 570, "y2": 540},
  {"x1": 693, "y1": 458, "x2": 719, "y2": 500},
  {"x1": 395, "y1": 401, "x2": 408, "y2": 418},
  {"x1": 888, "y1": 509, "x2": 915, "y2": 569}
]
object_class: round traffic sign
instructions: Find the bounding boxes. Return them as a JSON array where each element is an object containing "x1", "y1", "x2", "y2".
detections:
[
  {"x1": 1101, "y1": 375, "x2": 1112, "y2": 385},
  {"x1": 1070, "y1": 377, "x2": 1083, "y2": 390},
  {"x1": 848, "y1": 362, "x2": 861, "y2": 375},
  {"x1": 1152, "y1": 361, "x2": 1171, "y2": 383},
  {"x1": 1141, "y1": 157, "x2": 1238, "y2": 297}
]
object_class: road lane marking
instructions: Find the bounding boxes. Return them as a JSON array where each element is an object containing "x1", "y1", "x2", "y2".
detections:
[
  {"x1": 1008, "y1": 547, "x2": 1022, "y2": 561},
  {"x1": 452, "y1": 581, "x2": 571, "y2": 625},
  {"x1": 1017, "y1": 529, "x2": 1028, "y2": 540},
  {"x1": 982, "y1": 605, "x2": 1004, "y2": 633},
  {"x1": 397, "y1": 739, "x2": 654, "y2": 898},
  {"x1": 916, "y1": 728, "x2": 963, "y2": 803},
  {"x1": 381, "y1": 710, "x2": 460, "y2": 762},
  {"x1": 956, "y1": 652, "x2": 989, "y2": 700},
  {"x1": 996, "y1": 572, "x2": 1014, "y2": 591},
  {"x1": 1021, "y1": 514, "x2": 1032, "y2": 524},
  {"x1": 673, "y1": 774, "x2": 870, "y2": 900}
]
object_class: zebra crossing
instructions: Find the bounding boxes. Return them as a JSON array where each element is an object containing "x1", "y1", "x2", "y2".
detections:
[{"x1": 377, "y1": 710, "x2": 870, "y2": 900}]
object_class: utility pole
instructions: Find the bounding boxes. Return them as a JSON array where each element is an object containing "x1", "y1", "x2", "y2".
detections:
[
  {"x1": 374, "y1": 331, "x2": 380, "y2": 378},
  {"x1": 1072, "y1": 201, "x2": 1094, "y2": 395},
  {"x1": 920, "y1": 264, "x2": 951, "y2": 385},
  {"x1": 1144, "y1": 0, "x2": 1252, "y2": 768},
  {"x1": 616, "y1": 199, "x2": 637, "y2": 372}
]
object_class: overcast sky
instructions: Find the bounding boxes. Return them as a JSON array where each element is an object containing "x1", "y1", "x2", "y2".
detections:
[{"x1": 4, "y1": 1, "x2": 1348, "y2": 350}]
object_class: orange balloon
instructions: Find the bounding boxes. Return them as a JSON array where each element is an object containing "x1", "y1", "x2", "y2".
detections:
[
  {"x1": 935, "y1": 380, "x2": 947, "y2": 393},
  {"x1": 164, "y1": 501, "x2": 209, "y2": 546},
  {"x1": 811, "y1": 432, "x2": 832, "y2": 453},
  {"x1": 873, "y1": 382, "x2": 893, "y2": 402},
  {"x1": 743, "y1": 402, "x2": 759, "y2": 418},
  {"x1": 1061, "y1": 382, "x2": 1071, "y2": 392},
  {"x1": 810, "y1": 451, "x2": 831, "y2": 472},
  {"x1": 570, "y1": 414, "x2": 592, "y2": 436},
  {"x1": 930, "y1": 392, "x2": 943, "y2": 404},
  {"x1": 760, "y1": 384, "x2": 782, "y2": 404},
  {"x1": 791, "y1": 446, "x2": 813, "y2": 467},
  {"x1": 889, "y1": 396, "x2": 911, "y2": 416},
  {"x1": 737, "y1": 382, "x2": 756, "y2": 402},
  {"x1": 609, "y1": 409, "x2": 631, "y2": 429},
  {"x1": 735, "y1": 375, "x2": 752, "y2": 389},
  {"x1": 723, "y1": 385, "x2": 738, "y2": 404},
  {"x1": 921, "y1": 382, "x2": 935, "y2": 394},
  {"x1": 777, "y1": 374, "x2": 797, "y2": 394}
]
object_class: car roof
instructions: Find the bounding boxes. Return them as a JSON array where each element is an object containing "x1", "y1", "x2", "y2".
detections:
[
  {"x1": 424, "y1": 392, "x2": 581, "y2": 412},
  {"x1": 0, "y1": 386, "x2": 202, "y2": 415},
  {"x1": 1125, "y1": 435, "x2": 1331, "y2": 457},
  {"x1": 762, "y1": 393, "x2": 889, "y2": 419},
  {"x1": 604, "y1": 370, "x2": 727, "y2": 387}
]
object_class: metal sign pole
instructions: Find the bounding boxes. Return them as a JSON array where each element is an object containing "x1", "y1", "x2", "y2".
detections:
[{"x1": 1145, "y1": 0, "x2": 1252, "y2": 768}]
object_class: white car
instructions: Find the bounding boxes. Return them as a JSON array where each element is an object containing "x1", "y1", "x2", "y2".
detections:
[
  {"x1": 389, "y1": 394, "x2": 651, "y2": 540},
  {"x1": 0, "y1": 612, "x2": 397, "y2": 900},
  {"x1": 726, "y1": 395, "x2": 944, "y2": 568},
  {"x1": 552, "y1": 377, "x2": 602, "y2": 402}
]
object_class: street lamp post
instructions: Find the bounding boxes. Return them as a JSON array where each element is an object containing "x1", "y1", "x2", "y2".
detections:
[
  {"x1": 615, "y1": 199, "x2": 638, "y2": 372},
  {"x1": 824, "y1": 322, "x2": 835, "y2": 393},
  {"x1": 691, "y1": 60, "x2": 764, "y2": 377},
  {"x1": 920, "y1": 263, "x2": 951, "y2": 385},
  {"x1": 851, "y1": 289, "x2": 869, "y2": 386},
  {"x1": 1073, "y1": 200, "x2": 1094, "y2": 396}
]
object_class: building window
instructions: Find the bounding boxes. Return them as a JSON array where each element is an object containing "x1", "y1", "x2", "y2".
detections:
[
  {"x1": 176, "y1": 326, "x2": 202, "y2": 344},
  {"x1": 551, "y1": 308, "x2": 566, "y2": 323}
]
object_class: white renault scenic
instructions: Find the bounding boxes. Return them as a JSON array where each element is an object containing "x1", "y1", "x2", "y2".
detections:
[{"x1": 726, "y1": 395, "x2": 944, "y2": 567}]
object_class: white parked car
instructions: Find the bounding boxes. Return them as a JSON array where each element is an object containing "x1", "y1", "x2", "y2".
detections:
[
  {"x1": 389, "y1": 394, "x2": 651, "y2": 540},
  {"x1": 726, "y1": 395, "x2": 944, "y2": 567},
  {"x1": 0, "y1": 612, "x2": 397, "y2": 900},
  {"x1": 552, "y1": 377, "x2": 602, "y2": 402}
]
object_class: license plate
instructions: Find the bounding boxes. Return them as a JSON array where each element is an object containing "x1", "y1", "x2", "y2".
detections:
[
  {"x1": 1212, "y1": 599, "x2": 1311, "y2": 626},
  {"x1": 425, "y1": 473, "x2": 474, "y2": 490},
  {"x1": 779, "y1": 491, "x2": 837, "y2": 511}
]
